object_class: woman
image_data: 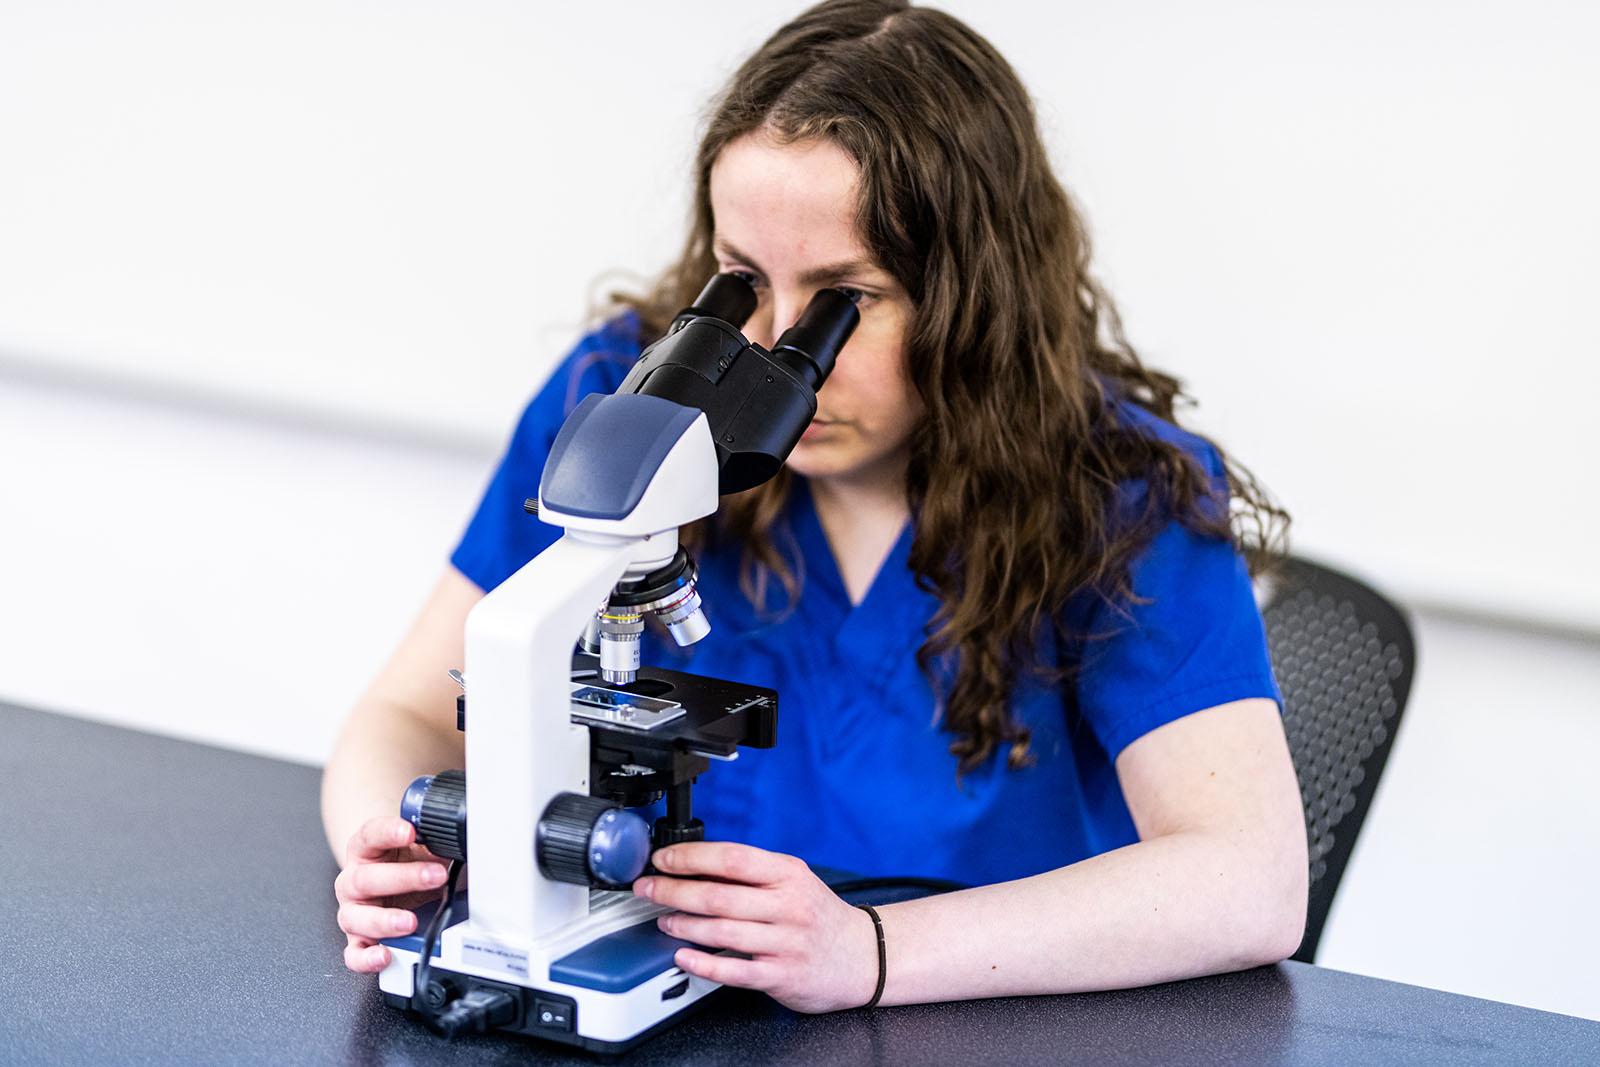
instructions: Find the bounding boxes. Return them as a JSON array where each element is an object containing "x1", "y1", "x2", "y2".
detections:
[{"x1": 323, "y1": 0, "x2": 1307, "y2": 1014}]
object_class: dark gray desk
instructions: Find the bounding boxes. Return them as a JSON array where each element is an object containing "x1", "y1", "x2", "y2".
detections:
[{"x1": 2, "y1": 702, "x2": 1596, "y2": 1066}]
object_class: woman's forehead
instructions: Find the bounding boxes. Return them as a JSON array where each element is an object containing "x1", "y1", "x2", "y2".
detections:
[{"x1": 709, "y1": 132, "x2": 872, "y2": 275}]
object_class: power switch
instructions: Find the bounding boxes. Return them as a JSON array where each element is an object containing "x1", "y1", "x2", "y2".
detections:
[{"x1": 533, "y1": 996, "x2": 575, "y2": 1033}]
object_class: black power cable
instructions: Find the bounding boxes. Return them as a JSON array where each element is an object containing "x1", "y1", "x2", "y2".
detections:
[
  {"x1": 409, "y1": 860, "x2": 517, "y2": 1037},
  {"x1": 412, "y1": 862, "x2": 464, "y2": 1019}
]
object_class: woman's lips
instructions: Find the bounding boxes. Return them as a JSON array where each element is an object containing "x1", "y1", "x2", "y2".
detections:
[{"x1": 801, "y1": 419, "x2": 837, "y2": 439}]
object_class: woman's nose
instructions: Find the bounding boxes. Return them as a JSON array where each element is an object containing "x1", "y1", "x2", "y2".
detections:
[{"x1": 744, "y1": 296, "x2": 802, "y2": 351}]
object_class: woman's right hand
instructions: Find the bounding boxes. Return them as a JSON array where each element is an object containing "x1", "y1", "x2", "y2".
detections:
[{"x1": 335, "y1": 815, "x2": 450, "y2": 973}]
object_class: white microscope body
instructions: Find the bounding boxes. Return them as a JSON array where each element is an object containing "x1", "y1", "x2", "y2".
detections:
[
  {"x1": 376, "y1": 397, "x2": 728, "y2": 1049},
  {"x1": 372, "y1": 277, "x2": 858, "y2": 1052}
]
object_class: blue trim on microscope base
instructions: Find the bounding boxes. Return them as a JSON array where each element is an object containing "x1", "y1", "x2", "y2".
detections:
[{"x1": 549, "y1": 921, "x2": 705, "y2": 993}]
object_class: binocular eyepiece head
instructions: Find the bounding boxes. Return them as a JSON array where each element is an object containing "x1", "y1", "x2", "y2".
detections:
[
  {"x1": 672, "y1": 272, "x2": 859, "y2": 392},
  {"x1": 628, "y1": 272, "x2": 860, "y2": 494}
]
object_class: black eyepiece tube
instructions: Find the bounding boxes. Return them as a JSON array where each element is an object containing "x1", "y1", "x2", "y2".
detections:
[
  {"x1": 769, "y1": 288, "x2": 860, "y2": 390},
  {"x1": 671, "y1": 272, "x2": 758, "y2": 333},
  {"x1": 617, "y1": 276, "x2": 862, "y2": 494}
]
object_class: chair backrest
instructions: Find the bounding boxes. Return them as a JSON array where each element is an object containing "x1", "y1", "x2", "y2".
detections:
[{"x1": 1259, "y1": 557, "x2": 1416, "y2": 963}]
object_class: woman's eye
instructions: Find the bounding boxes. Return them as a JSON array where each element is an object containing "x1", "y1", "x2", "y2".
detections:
[
  {"x1": 726, "y1": 269, "x2": 763, "y2": 289},
  {"x1": 834, "y1": 286, "x2": 867, "y2": 306}
]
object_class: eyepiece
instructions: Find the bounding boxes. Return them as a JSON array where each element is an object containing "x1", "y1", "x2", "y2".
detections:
[
  {"x1": 769, "y1": 288, "x2": 860, "y2": 390},
  {"x1": 671, "y1": 272, "x2": 758, "y2": 333}
]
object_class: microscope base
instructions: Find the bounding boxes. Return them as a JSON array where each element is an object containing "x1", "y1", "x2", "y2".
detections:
[
  {"x1": 377, "y1": 984, "x2": 719, "y2": 1055},
  {"x1": 376, "y1": 914, "x2": 723, "y2": 1052}
]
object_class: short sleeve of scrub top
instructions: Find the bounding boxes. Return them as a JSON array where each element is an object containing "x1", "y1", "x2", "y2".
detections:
[{"x1": 449, "y1": 315, "x2": 1282, "y2": 887}]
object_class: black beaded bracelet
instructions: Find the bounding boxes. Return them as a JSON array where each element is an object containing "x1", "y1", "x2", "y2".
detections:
[{"x1": 857, "y1": 904, "x2": 886, "y2": 1009}]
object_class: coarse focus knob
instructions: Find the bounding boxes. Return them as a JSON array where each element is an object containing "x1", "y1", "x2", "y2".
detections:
[
  {"x1": 537, "y1": 793, "x2": 652, "y2": 888},
  {"x1": 400, "y1": 770, "x2": 467, "y2": 861}
]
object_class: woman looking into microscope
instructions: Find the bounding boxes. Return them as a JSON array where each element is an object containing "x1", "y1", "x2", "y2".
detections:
[{"x1": 322, "y1": 0, "x2": 1308, "y2": 1012}]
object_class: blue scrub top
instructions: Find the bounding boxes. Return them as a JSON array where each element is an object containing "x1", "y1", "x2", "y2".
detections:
[{"x1": 450, "y1": 313, "x2": 1281, "y2": 887}]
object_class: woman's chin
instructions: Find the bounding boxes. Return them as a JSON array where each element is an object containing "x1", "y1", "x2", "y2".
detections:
[
  {"x1": 784, "y1": 440, "x2": 850, "y2": 481},
  {"x1": 784, "y1": 440, "x2": 888, "y2": 484}
]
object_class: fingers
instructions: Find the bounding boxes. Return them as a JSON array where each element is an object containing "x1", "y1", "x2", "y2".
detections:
[
  {"x1": 336, "y1": 817, "x2": 438, "y2": 976},
  {"x1": 339, "y1": 904, "x2": 407, "y2": 974},
  {"x1": 339, "y1": 901, "x2": 418, "y2": 942},
  {"x1": 336, "y1": 859, "x2": 447, "y2": 903},
  {"x1": 345, "y1": 816, "x2": 415, "y2": 866},
  {"x1": 653, "y1": 841, "x2": 799, "y2": 886},
  {"x1": 658, "y1": 913, "x2": 793, "y2": 957},
  {"x1": 635, "y1": 841, "x2": 813, "y2": 920},
  {"x1": 634, "y1": 874, "x2": 780, "y2": 922},
  {"x1": 344, "y1": 941, "x2": 392, "y2": 973},
  {"x1": 673, "y1": 947, "x2": 774, "y2": 991}
]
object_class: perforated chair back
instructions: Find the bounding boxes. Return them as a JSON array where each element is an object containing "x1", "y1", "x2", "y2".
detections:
[{"x1": 1259, "y1": 557, "x2": 1416, "y2": 963}]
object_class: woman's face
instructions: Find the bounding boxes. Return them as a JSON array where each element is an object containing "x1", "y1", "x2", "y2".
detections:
[{"x1": 709, "y1": 131, "x2": 922, "y2": 487}]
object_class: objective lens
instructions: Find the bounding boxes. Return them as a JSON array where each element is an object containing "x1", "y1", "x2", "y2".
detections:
[
  {"x1": 598, "y1": 547, "x2": 713, "y2": 681},
  {"x1": 666, "y1": 605, "x2": 711, "y2": 646},
  {"x1": 578, "y1": 614, "x2": 602, "y2": 655},
  {"x1": 597, "y1": 608, "x2": 643, "y2": 685},
  {"x1": 654, "y1": 584, "x2": 710, "y2": 647}
]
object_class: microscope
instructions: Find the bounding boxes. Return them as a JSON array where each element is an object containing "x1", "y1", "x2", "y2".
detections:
[{"x1": 374, "y1": 274, "x2": 859, "y2": 1053}]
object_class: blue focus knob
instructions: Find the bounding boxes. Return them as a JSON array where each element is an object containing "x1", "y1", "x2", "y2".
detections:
[
  {"x1": 588, "y1": 807, "x2": 652, "y2": 886},
  {"x1": 398, "y1": 769, "x2": 467, "y2": 861},
  {"x1": 400, "y1": 775, "x2": 433, "y2": 828},
  {"x1": 537, "y1": 793, "x2": 652, "y2": 887}
]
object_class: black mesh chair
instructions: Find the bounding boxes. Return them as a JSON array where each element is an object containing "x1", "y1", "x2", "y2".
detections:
[{"x1": 1259, "y1": 557, "x2": 1416, "y2": 963}]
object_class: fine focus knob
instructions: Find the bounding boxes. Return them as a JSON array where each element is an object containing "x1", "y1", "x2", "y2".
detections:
[
  {"x1": 537, "y1": 792, "x2": 652, "y2": 888},
  {"x1": 400, "y1": 769, "x2": 467, "y2": 861}
]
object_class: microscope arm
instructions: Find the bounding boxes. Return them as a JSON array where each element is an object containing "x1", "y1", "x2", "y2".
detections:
[
  {"x1": 461, "y1": 393, "x2": 720, "y2": 948},
  {"x1": 462, "y1": 533, "x2": 645, "y2": 944}
]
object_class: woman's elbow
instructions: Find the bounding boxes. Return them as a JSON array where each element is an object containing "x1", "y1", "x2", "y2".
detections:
[
  {"x1": 1216, "y1": 820, "x2": 1309, "y2": 968},
  {"x1": 1253, "y1": 831, "x2": 1311, "y2": 965},
  {"x1": 1257, "y1": 891, "x2": 1308, "y2": 965}
]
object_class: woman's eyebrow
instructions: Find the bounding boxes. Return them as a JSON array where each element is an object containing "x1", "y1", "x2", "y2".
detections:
[{"x1": 714, "y1": 237, "x2": 878, "y2": 286}]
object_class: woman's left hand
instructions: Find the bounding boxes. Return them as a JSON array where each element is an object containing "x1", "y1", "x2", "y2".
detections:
[{"x1": 632, "y1": 841, "x2": 878, "y2": 1014}]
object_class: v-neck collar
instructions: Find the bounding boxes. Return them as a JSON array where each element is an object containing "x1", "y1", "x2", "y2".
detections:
[
  {"x1": 791, "y1": 476, "x2": 917, "y2": 618},
  {"x1": 789, "y1": 475, "x2": 934, "y2": 708}
]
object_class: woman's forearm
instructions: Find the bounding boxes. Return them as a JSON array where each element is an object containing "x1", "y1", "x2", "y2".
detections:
[
  {"x1": 320, "y1": 696, "x2": 464, "y2": 863},
  {"x1": 875, "y1": 829, "x2": 1306, "y2": 1005}
]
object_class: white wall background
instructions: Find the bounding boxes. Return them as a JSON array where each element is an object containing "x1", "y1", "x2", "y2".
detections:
[
  {"x1": 2, "y1": 0, "x2": 1597, "y2": 1024},
  {"x1": 2, "y1": 0, "x2": 1596, "y2": 630}
]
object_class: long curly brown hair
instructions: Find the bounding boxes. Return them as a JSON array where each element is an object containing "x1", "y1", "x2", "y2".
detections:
[{"x1": 616, "y1": 0, "x2": 1288, "y2": 773}]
